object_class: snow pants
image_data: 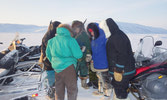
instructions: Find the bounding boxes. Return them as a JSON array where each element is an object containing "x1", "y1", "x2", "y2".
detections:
[
  {"x1": 76, "y1": 61, "x2": 88, "y2": 77},
  {"x1": 55, "y1": 65, "x2": 78, "y2": 100}
]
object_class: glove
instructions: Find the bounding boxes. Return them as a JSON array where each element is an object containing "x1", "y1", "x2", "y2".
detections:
[
  {"x1": 113, "y1": 64, "x2": 124, "y2": 82},
  {"x1": 86, "y1": 54, "x2": 92, "y2": 62}
]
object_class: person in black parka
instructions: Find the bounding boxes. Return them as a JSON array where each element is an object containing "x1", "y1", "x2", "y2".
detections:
[
  {"x1": 41, "y1": 21, "x2": 61, "y2": 71},
  {"x1": 100, "y1": 18, "x2": 136, "y2": 100}
]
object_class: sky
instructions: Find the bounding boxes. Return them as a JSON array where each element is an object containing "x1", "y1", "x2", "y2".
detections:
[{"x1": 0, "y1": 0, "x2": 167, "y2": 29}]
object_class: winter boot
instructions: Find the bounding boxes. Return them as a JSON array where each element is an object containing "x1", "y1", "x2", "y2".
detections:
[
  {"x1": 103, "y1": 88, "x2": 113, "y2": 97},
  {"x1": 92, "y1": 81, "x2": 103, "y2": 96},
  {"x1": 100, "y1": 95, "x2": 111, "y2": 100},
  {"x1": 92, "y1": 90, "x2": 103, "y2": 96},
  {"x1": 81, "y1": 79, "x2": 89, "y2": 89},
  {"x1": 47, "y1": 86, "x2": 55, "y2": 100},
  {"x1": 113, "y1": 89, "x2": 130, "y2": 100},
  {"x1": 87, "y1": 81, "x2": 92, "y2": 87}
]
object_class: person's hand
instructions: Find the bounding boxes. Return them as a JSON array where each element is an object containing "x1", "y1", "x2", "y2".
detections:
[
  {"x1": 86, "y1": 54, "x2": 92, "y2": 62},
  {"x1": 113, "y1": 66, "x2": 124, "y2": 82}
]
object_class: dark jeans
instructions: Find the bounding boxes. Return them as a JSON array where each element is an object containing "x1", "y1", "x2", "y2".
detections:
[{"x1": 55, "y1": 65, "x2": 78, "y2": 100}]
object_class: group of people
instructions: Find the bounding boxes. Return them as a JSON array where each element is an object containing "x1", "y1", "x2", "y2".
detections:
[{"x1": 39, "y1": 18, "x2": 136, "y2": 100}]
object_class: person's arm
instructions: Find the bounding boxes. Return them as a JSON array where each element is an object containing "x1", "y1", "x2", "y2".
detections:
[
  {"x1": 46, "y1": 40, "x2": 52, "y2": 62},
  {"x1": 70, "y1": 38, "x2": 83, "y2": 59},
  {"x1": 113, "y1": 35, "x2": 129, "y2": 72}
]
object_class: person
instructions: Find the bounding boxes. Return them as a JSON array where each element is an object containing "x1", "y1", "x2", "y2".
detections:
[
  {"x1": 71, "y1": 20, "x2": 91, "y2": 89},
  {"x1": 101, "y1": 18, "x2": 136, "y2": 100},
  {"x1": 39, "y1": 20, "x2": 61, "y2": 99},
  {"x1": 87, "y1": 23, "x2": 112, "y2": 99},
  {"x1": 46, "y1": 24, "x2": 83, "y2": 100}
]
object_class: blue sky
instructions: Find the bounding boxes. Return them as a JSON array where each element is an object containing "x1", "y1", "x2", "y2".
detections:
[{"x1": 0, "y1": 0, "x2": 167, "y2": 29}]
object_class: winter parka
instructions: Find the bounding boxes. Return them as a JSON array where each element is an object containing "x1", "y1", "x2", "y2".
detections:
[
  {"x1": 87, "y1": 23, "x2": 108, "y2": 70},
  {"x1": 46, "y1": 25, "x2": 83, "y2": 73},
  {"x1": 41, "y1": 21, "x2": 61, "y2": 70},
  {"x1": 104, "y1": 18, "x2": 136, "y2": 75}
]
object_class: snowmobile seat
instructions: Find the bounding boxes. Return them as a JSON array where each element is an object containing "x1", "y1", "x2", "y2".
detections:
[{"x1": 0, "y1": 68, "x2": 10, "y2": 77}]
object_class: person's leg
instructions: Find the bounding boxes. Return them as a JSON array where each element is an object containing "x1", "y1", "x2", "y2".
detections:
[
  {"x1": 79, "y1": 62, "x2": 89, "y2": 89},
  {"x1": 101, "y1": 71, "x2": 113, "y2": 97},
  {"x1": 46, "y1": 70, "x2": 55, "y2": 87},
  {"x1": 112, "y1": 76, "x2": 131, "y2": 99},
  {"x1": 96, "y1": 72, "x2": 103, "y2": 93},
  {"x1": 87, "y1": 62, "x2": 98, "y2": 88},
  {"x1": 92, "y1": 72, "x2": 103, "y2": 96},
  {"x1": 55, "y1": 71, "x2": 65, "y2": 100},
  {"x1": 63, "y1": 65, "x2": 78, "y2": 100}
]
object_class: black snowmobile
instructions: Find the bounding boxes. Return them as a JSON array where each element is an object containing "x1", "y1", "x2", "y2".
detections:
[
  {"x1": 0, "y1": 43, "x2": 49, "y2": 100},
  {"x1": 8, "y1": 34, "x2": 41, "y2": 61},
  {"x1": 0, "y1": 42, "x2": 19, "y2": 85},
  {"x1": 129, "y1": 36, "x2": 167, "y2": 100}
]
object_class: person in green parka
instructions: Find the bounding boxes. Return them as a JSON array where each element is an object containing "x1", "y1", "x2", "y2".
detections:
[
  {"x1": 72, "y1": 20, "x2": 95, "y2": 89},
  {"x1": 46, "y1": 24, "x2": 83, "y2": 100}
]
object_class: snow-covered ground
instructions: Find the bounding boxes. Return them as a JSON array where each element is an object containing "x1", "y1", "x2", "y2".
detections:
[{"x1": 0, "y1": 33, "x2": 167, "y2": 100}]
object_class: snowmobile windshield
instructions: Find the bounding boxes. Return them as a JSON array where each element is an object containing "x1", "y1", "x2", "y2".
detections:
[{"x1": 134, "y1": 36, "x2": 154, "y2": 62}]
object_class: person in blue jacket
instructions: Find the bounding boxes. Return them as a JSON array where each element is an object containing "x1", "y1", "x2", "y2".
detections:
[{"x1": 87, "y1": 23, "x2": 112, "y2": 99}]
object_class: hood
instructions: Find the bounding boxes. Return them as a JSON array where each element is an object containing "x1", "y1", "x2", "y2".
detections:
[
  {"x1": 99, "y1": 20, "x2": 111, "y2": 38},
  {"x1": 56, "y1": 24, "x2": 73, "y2": 37},
  {"x1": 87, "y1": 23, "x2": 100, "y2": 40},
  {"x1": 106, "y1": 18, "x2": 119, "y2": 35},
  {"x1": 47, "y1": 21, "x2": 61, "y2": 38},
  {"x1": 42, "y1": 21, "x2": 61, "y2": 43}
]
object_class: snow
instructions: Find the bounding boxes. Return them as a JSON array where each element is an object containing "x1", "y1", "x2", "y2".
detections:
[{"x1": 1, "y1": 33, "x2": 167, "y2": 100}]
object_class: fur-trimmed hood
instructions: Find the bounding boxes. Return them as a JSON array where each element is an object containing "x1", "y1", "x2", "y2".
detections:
[
  {"x1": 99, "y1": 20, "x2": 111, "y2": 38},
  {"x1": 57, "y1": 24, "x2": 74, "y2": 37}
]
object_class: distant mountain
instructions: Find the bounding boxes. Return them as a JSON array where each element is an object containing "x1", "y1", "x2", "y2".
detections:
[
  {"x1": 0, "y1": 23, "x2": 47, "y2": 33},
  {"x1": 117, "y1": 22, "x2": 167, "y2": 34},
  {"x1": 0, "y1": 22, "x2": 167, "y2": 34}
]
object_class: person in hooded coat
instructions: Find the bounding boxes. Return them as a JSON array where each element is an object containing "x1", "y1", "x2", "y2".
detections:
[
  {"x1": 46, "y1": 24, "x2": 83, "y2": 100},
  {"x1": 87, "y1": 23, "x2": 112, "y2": 99},
  {"x1": 71, "y1": 20, "x2": 91, "y2": 89},
  {"x1": 39, "y1": 21, "x2": 61, "y2": 99},
  {"x1": 100, "y1": 18, "x2": 136, "y2": 100}
]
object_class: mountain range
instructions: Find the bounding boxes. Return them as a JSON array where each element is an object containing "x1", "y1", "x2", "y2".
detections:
[{"x1": 0, "y1": 22, "x2": 167, "y2": 34}]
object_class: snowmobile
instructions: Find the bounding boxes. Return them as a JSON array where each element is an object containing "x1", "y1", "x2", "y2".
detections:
[
  {"x1": 129, "y1": 36, "x2": 167, "y2": 100},
  {"x1": 0, "y1": 41, "x2": 49, "y2": 100},
  {"x1": 8, "y1": 33, "x2": 41, "y2": 61},
  {"x1": 0, "y1": 58, "x2": 49, "y2": 100},
  {"x1": 0, "y1": 45, "x2": 19, "y2": 85}
]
